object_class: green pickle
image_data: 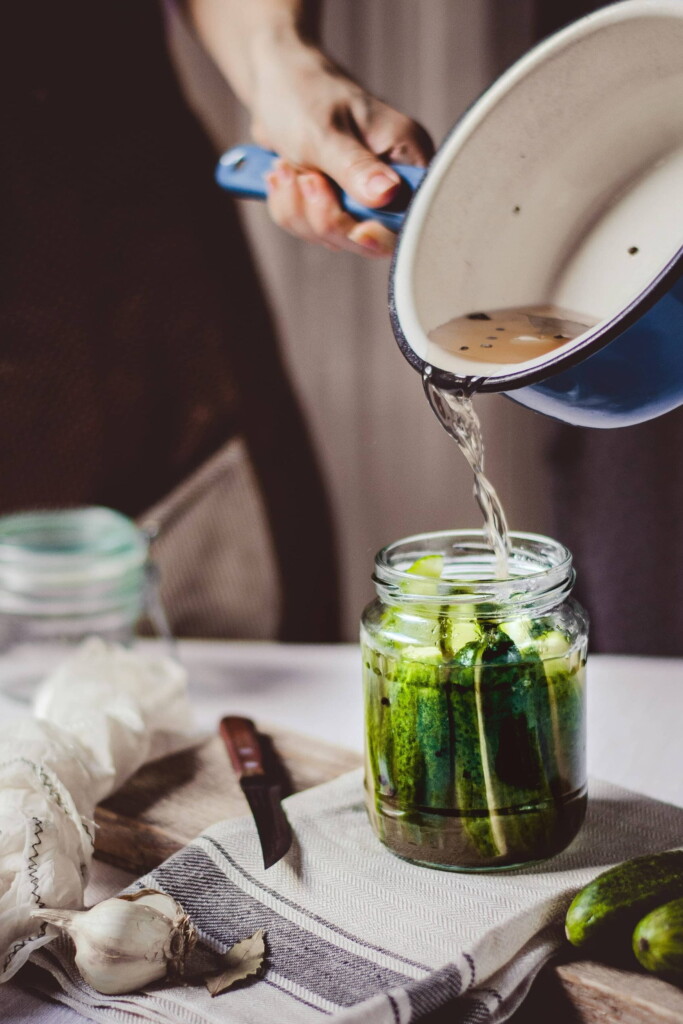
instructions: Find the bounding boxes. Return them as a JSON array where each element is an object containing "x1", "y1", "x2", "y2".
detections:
[{"x1": 362, "y1": 604, "x2": 587, "y2": 870}]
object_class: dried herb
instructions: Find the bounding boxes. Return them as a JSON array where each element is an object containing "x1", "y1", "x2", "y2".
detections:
[{"x1": 205, "y1": 929, "x2": 266, "y2": 997}]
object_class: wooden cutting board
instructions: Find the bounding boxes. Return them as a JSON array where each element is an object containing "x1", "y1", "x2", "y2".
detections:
[
  {"x1": 94, "y1": 724, "x2": 362, "y2": 875},
  {"x1": 94, "y1": 729, "x2": 683, "y2": 1023}
]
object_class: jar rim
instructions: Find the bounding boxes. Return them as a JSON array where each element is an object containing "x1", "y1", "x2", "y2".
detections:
[{"x1": 373, "y1": 529, "x2": 574, "y2": 616}]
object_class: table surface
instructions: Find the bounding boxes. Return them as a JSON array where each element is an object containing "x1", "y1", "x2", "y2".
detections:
[{"x1": 5, "y1": 642, "x2": 683, "y2": 1022}]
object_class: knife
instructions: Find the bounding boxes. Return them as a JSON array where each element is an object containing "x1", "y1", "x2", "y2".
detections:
[{"x1": 219, "y1": 716, "x2": 293, "y2": 869}]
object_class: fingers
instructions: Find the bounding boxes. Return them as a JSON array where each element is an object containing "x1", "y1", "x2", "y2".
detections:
[
  {"x1": 346, "y1": 219, "x2": 396, "y2": 255},
  {"x1": 298, "y1": 171, "x2": 394, "y2": 255},
  {"x1": 353, "y1": 99, "x2": 435, "y2": 170},
  {"x1": 315, "y1": 99, "x2": 435, "y2": 209},
  {"x1": 265, "y1": 162, "x2": 320, "y2": 246},
  {"x1": 266, "y1": 161, "x2": 395, "y2": 258},
  {"x1": 316, "y1": 129, "x2": 403, "y2": 210}
]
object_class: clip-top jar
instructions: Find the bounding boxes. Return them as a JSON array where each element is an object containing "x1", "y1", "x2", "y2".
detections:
[
  {"x1": 361, "y1": 530, "x2": 588, "y2": 871},
  {"x1": 0, "y1": 506, "x2": 172, "y2": 699}
]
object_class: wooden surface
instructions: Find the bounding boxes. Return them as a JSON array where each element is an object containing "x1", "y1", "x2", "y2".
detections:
[
  {"x1": 94, "y1": 725, "x2": 362, "y2": 875},
  {"x1": 95, "y1": 731, "x2": 683, "y2": 1021},
  {"x1": 552, "y1": 959, "x2": 683, "y2": 1023}
]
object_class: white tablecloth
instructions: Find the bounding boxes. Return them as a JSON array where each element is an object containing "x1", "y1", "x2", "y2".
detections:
[{"x1": 4, "y1": 642, "x2": 683, "y2": 1022}]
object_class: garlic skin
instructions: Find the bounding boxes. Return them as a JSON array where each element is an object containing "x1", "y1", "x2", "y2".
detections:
[{"x1": 31, "y1": 889, "x2": 197, "y2": 995}]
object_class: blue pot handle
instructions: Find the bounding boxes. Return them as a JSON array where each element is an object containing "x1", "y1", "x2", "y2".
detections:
[{"x1": 215, "y1": 144, "x2": 426, "y2": 233}]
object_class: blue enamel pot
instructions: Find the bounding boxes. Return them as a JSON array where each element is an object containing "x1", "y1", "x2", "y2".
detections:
[
  {"x1": 390, "y1": 0, "x2": 683, "y2": 428},
  {"x1": 216, "y1": 0, "x2": 683, "y2": 428}
]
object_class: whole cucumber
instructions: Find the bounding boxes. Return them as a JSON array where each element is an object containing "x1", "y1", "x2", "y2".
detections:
[
  {"x1": 633, "y1": 897, "x2": 683, "y2": 979},
  {"x1": 565, "y1": 850, "x2": 683, "y2": 950}
]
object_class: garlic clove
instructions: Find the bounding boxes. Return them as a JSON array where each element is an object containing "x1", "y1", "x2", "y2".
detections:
[{"x1": 31, "y1": 890, "x2": 197, "y2": 995}]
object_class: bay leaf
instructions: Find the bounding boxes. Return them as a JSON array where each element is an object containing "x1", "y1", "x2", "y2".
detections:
[{"x1": 205, "y1": 929, "x2": 266, "y2": 997}]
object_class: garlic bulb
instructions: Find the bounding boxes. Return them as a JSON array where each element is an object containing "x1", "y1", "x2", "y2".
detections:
[{"x1": 31, "y1": 889, "x2": 197, "y2": 994}]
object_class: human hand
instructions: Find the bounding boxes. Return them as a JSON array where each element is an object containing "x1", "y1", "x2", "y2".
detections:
[{"x1": 252, "y1": 44, "x2": 434, "y2": 258}]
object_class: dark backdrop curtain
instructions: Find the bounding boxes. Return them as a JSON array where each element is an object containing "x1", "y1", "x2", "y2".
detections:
[
  {"x1": 0, "y1": 1, "x2": 340, "y2": 641},
  {"x1": 534, "y1": 0, "x2": 683, "y2": 654},
  {"x1": 534, "y1": 0, "x2": 612, "y2": 37}
]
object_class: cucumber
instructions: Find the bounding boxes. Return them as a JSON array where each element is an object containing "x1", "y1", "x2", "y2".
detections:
[
  {"x1": 386, "y1": 662, "x2": 428, "y2": 809},
  {"x1": 364, "y1": 605, "x2": 586, "y2": 868},
  {"x1": 451, "y1": 628, "x2": 557, "y2": 861},
  {"x1": 415, "y1": 671, "x2": 454, "y2": 809},
  {"x1": 565, "y1": 850, "x2": 683, "y2": 949},
  {"x1": 450, "y1": 638, "x2": 499, "y2": 858},
  {"x1": 633, "y1": 897, "x2": 683, "y2": 979},
  {"x1": 501, "y1": 623, "x2": 584, "y2": 789}
]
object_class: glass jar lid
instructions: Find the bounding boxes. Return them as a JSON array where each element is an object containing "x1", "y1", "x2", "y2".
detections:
[{"x1": 0, "y1": 507, "x2": 148, "y2": 614}]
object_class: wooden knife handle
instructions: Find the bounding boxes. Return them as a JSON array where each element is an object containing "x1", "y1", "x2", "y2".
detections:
[{"x1": 219, "y1": 716, "x2": 265, "y2": 779}]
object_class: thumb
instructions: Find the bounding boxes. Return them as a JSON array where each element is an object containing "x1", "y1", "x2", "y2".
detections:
[{"x1": 317, "y1": 131, "x2": 402, "y2": 209}]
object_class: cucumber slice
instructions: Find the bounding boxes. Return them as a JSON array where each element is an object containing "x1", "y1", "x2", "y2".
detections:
[
  {"x1": 534, "y1": 629, "x2": 572, "y2": 660},
  {"x1": 400, "y1": 644, "x2": 443, "y2": 663},
  {"x1": 402, "y1": 555, "x2": 444, "y2": 598},
  {"x1": 407, "y1": 555, "x2": 444, "y2": 578},
  {"x1": 500, "y1": 619, "x2": 534, "y2": 649},
  {"x1": 502, "y1": 622, "x2": 570, "y2": 660}
]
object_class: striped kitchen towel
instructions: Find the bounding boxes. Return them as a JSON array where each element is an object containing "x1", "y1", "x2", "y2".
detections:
[{"x1": 27, "y1": 768, "x2": 683, "y2": 1024}]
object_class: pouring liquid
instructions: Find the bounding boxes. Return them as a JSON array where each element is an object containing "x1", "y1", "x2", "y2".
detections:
[
  {"x1": 423, "y1": 373, "x2": 511, "y2": 579},
  {"x1": 423, "y1": 304, "x2": 597, "y2": 578}
]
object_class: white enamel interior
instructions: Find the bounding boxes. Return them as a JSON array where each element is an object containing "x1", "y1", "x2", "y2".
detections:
[{"x1": 394, "y1": 0, "x2": 683, "y2": 380}]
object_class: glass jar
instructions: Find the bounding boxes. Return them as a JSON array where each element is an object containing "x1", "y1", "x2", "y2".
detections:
[
  {"x1": 0, "y1": 506, "x2": 172, "y2": 699},
  {"x1": 361, "y1": 529, "x2": 588, "y2": 871}
]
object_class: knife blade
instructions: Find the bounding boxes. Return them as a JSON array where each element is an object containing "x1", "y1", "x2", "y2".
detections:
[{"x1": 219, "y1": 715, "x2": 293, "y2": 869}]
